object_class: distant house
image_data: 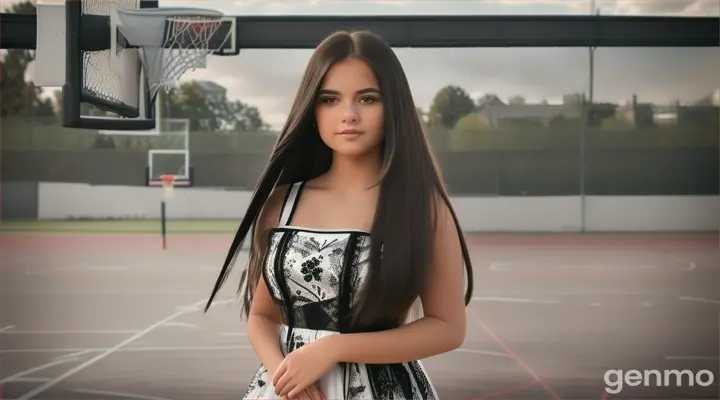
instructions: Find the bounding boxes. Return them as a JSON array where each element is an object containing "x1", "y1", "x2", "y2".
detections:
[
  {"x1": 475, "y1": 94, "x2": 583, "y2": 128},
  {"x1": 616, "y1": 94, "x2": 655, "y2": 127},
  {"x1": 194, "y1": 80, "x2": 228, "y2": 102},
  {"x1": 617, "y1": 90, "x2": 720, "y2": 128}
]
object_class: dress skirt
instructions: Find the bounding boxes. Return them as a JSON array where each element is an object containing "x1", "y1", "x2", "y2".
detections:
[{"x1": 243, "y1": 325, "x2": 439, "y2": 400}]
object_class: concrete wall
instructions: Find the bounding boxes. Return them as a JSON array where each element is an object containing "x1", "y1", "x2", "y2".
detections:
[{"x1": 34, "y1": 182, "x2": 719, "y2": 232}]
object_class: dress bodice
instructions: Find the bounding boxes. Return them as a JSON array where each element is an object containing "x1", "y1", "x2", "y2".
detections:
[
  {"x1": 262, "y1": 181, "x2": 373, "y2": 333},
  {"x1": 262, "y1": 225, "x2": 372, "y2": 332}
]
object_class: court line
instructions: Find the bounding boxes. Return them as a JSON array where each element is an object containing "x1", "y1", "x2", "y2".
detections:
[
  {"x1": 490, "y1": 261, "x2": 658, "y2": 272},
  {"x1": 637, "y1": 250, "x2": 697, "y2": 271},
  {"x1": 0, "y1": 358, "x2": 78, "y2": 385},
  {"x1": 489, "y1": 250, "x2": 699, "y2": 273},
  {"x1": 16, "y1": 297, "x2": 208, "y2": 400},
  {"x1": 77, "y1": 265, "x2": 131, "y2": 271},
  {"x1": 1, "y1": 329, "x2": 142, "y2": 335},
  {"x1": 54, "y1": 349, "x2": 96, "y2": 361},
  {"x1": 4, "y1": 289, "x2": 207, "y2": 295},
  {"x1": 25, "y1": 263, "x2": 88, "y2": 276},
  {"x1": 0, "y1": 344, "x2": 505, "y2": 358},
  {"x1": 454, "y1": 348, "x2": 512, "y2": 358},
  {"x1": 665, "y1": 356, "x2": 719, "y2": 361},
  {"x1": 467, "y1": 308, "x2": 562, "y2": 400},
  {"x1": 679, "y1": 296, "x2": 720, "y2": 305},
  {"x1": 0, "y1": 325, "x2": 15, "y2": 332},
  {"x1": 175, "y1": 298, "x2": 235, "y2": 312},
  {"x1": 6, "y1": 377, "x2": 52, "y2": 383},
  {"x1": 161, "y1": 322, "x2": 199, "y2": 329},
  {"x1": 73, "y1": 389, "x2": 172, "y2": 400},
  {"x1": 472, "y1": 296, "x2": 561, "y2": 304},
  {"x1": 0, "y1": 345, "x2": 255, "y2": 354},
  {"x1": 0, "y1": 348, "x2": 98, "y2": 354}
]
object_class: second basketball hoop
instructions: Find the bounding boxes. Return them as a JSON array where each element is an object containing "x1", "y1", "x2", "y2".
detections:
[{"x1": 160, "y1": 174, "x2": 176, "y2": 200}]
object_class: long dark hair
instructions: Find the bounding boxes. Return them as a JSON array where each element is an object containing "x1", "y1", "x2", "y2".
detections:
[{"x1": 205, "y1": 30, "x2": 474, "y2": 330}]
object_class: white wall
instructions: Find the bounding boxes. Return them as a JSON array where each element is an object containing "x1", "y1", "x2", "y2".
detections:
[{"x1": 37, "y1": 182, "x2": 719, "y2": 232}]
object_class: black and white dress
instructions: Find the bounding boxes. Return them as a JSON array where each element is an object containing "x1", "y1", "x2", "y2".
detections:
[{"x1": 243, "y1": 181, "x2": 439, "y2": 399}]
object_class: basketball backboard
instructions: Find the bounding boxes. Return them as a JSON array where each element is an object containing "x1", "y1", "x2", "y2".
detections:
[
  {"x1": 34, "y1": 0, "x2": 237, "y2": 131},
  {"x1": 94, "y1": 94, "x2": 194, "y2": 187}
]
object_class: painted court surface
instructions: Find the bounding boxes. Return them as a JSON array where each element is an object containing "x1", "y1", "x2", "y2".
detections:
[{"x1": 0, "y1": 232, "x2": 718, "y2": 400}]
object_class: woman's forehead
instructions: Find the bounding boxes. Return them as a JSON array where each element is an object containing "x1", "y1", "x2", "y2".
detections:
[{"x1": 320, "y1": 59, "x2": 379, "y2": 91}]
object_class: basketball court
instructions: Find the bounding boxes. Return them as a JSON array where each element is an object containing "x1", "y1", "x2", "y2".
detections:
[{"x1": 0, "y1": 232, "x2": 718, "y2": 400}]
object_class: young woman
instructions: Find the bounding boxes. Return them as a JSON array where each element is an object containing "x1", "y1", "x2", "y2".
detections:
[{"x1": 205, "y1": 30, "x2": 474, "y2": 400}]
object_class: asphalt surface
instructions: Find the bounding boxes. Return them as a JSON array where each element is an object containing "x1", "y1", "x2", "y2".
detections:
[{"x1": 0, "y1": 233, "x2": 718, "y2": 400}]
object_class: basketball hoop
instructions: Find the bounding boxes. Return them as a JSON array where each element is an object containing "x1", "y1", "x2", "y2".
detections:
[
  {"x1": 160, "y1": 174, "x2": 176, "y2": 200},
  {"x1": 110, "y1": 5, "x2": 233, "y2": 99}
]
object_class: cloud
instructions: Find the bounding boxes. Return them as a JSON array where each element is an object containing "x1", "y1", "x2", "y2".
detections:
[
  {"x1": 170, "y1": 0, "x2": 719, "y2": 129},
  {"x1": 182, "y1": 46, "x2": 720, "y2": 129},
  {"x1": 609, "y1": 0, "x2": 719, "y2": 16}
]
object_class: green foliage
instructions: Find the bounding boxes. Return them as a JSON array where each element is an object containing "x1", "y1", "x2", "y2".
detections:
[
  {"x1": 0, "y1": 1, "x2": 56, "y2": 118},
  {"x1": 427, "y1": 85, "x2": 476, "y2": 129},
  {"x1": 448, "y1": 114, "x2": 493, "y2": 150},
  {"x1": 166, "y1": 81, "x2": 269, "y2": 132}
]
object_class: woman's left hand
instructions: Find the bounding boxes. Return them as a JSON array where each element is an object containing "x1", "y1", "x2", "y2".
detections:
[{"x1": 272, "y1": 337, "x2": 338, "y2": 398}]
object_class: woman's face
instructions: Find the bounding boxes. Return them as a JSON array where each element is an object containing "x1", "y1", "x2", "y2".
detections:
[{"x1": 314, "y1": 58, "x2": 384, "y2": 158}]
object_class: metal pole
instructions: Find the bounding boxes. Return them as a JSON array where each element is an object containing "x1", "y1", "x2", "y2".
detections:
[
  {"x1": 580, "y1": 0, "x2": 597, "y2": 233},
  {"x1": 161, "y1": 199, "x2": 167, "y2": 250}
]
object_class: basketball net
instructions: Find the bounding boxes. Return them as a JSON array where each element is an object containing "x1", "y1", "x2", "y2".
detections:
[
  {"x1": 145, "y1": 15, "x2": 228, "y2": 96},
  {"x1": 160, "y1": 174, "x2": 175, "y2": 200},
  {"x1": 114, "y1": 6, "x2": 232, "y2": 100}
]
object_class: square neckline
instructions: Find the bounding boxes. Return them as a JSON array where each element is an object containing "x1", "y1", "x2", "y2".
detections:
[{"x1": 274, "y1": 181, "x2": 373, "y2": 236}]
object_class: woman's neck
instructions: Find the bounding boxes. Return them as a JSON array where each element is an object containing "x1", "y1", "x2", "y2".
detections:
[{"x1": 322, "y1": 150, "x2": 382, "y2": 193}]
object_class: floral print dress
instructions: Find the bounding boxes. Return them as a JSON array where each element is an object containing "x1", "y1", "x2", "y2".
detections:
[{"x1": 242, "y1": 181, "x2": 439, "y2": 400}]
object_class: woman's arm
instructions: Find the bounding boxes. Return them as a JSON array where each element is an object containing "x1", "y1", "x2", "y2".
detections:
[
  {"x1": 324, "y1": 198, "x2": 467, "y2": 364},
  {"x1": 247, "y1": 276, "x2": 286, "y2": 376},
  {"x1": 246, "y1": 185, "x2": 290, "y2": 377}
]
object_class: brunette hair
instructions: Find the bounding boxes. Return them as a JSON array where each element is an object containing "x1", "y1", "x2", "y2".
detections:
[{"x1": 205, "y1": 30, "x2": 474, "y2": 330}]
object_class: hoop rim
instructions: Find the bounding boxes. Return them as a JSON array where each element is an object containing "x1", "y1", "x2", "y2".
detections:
[
  {"x1": 160, "y1": 174, "x2": 176, "y2": 186},
  {"x1": 116, "y1": 6, "x2": 224, "y2": 18}
]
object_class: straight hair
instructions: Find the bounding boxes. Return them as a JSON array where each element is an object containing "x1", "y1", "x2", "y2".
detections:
[{"x1": 205, "y1": 30, "x2": 474, "y2": 331}]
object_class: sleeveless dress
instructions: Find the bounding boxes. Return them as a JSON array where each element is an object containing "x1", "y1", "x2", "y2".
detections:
[{"x1": 242, "y1": 181, "x2": 439, "y2": 400}]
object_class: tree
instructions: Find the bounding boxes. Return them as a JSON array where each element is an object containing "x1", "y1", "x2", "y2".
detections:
[
  {"x1": 427, "y1": 85, "x2": 475, "y2": 129},
  {"x1": 166, "y1": 81, "x2": 268, "y2": 132},
  {"x1": 448, "y1": 114, "x2": 493, "y2": 151},
  {"x1": 0, "y1": 1, "x2": 54, "y2": 118}
]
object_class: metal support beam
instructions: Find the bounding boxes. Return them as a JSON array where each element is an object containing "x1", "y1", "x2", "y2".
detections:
[
  {"x1": 1, "y1": 13, "x2": 718, "y2": 50},
  {"x1": 231, "y1": 15, "x2": 720, "y2": 49}
]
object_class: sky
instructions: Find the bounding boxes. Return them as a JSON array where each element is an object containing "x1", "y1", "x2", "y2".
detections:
[{"x1": 14, "y1": 0, "x2": 720, "y2": 128}]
